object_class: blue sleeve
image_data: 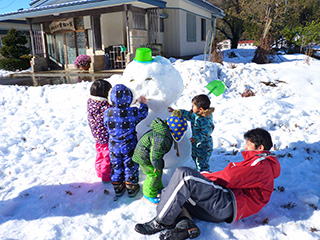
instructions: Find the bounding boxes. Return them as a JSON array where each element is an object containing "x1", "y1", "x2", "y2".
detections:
[
  {"x1": 180, "y1": 109, "x2": 194, "y2": 122},
  {"x1": 137, "y1": 103, "x2": 149, "y2": 122}
]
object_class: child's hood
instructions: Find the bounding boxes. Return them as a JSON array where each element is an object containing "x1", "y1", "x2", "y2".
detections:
[
  {"x1": 151, "y1": 118, "x2": 172, "y2": 138},
  {"x1": 241, "y1": 150, "x2": 281, "y2": 179},
  {"x1": 110, "y1": 84, "x2": 133, "y2": 108},
  {"x1": 198, "y1": 107, "x2": 215, "y2": 117},
  {"x1": 88, "y1": 94, "x2": 109, "y2": 102}
]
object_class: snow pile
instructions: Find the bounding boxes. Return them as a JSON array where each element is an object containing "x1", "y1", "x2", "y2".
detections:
[{"x1": 0, "y1": 49, "x2": 320, "y2": 240}]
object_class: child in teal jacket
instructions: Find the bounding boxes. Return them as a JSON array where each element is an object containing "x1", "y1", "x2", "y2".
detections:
[{"x1": 168, "y1": 94, "x2": 215, "y2": 172}]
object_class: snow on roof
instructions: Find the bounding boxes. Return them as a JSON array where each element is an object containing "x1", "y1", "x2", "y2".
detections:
[
  {"x1": 0, "y1": 0, "x2": 91, "y2": 16},
  {"x1": 0, "y1": 0, "x2": 166, "y2": 20}
]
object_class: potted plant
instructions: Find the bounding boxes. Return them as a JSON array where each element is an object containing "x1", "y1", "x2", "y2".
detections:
[{"x1": 74, "y1": 54, "x2": 91, "y2": 70}]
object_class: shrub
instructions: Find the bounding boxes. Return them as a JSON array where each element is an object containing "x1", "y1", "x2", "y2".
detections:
[
  {"x1": 0, "y1": 28, "x2": 31, "y2": 71},
  {"x1": 0, "y1": 56, "x2": 31, "y2": 71},
  {"x1": 74, "y1": 54, "x2": 91, "y2": 68}
]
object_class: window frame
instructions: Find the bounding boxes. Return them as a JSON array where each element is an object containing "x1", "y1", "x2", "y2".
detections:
[
  {"x1": 201, "y1": 18, "x2": 206, "y2": 41},
  {"x1": 186, "y1": 12, "x2": 196, "y2": 42}
]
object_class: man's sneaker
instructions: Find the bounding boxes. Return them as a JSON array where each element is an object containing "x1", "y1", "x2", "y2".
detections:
[
  {"x1": 143, "y1": 195, "x2": 160, "y2": 204},
  {"x1": 135, "y1": 217, "x2": 173, "y2": 235},
  {"x1": 159, "y1": 217, "x2": 200, "y2": 240},
  {"x1": 112, "y1": 182, "x2": 126, "y2": 197},
  {"x1": 125, "y1": 182, "x2": 140, "y2": 198}
]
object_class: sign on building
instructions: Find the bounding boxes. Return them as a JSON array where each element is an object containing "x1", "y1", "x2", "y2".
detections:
[{"x1": 49, "y1": 18, "x2": 75, "y2": 33}]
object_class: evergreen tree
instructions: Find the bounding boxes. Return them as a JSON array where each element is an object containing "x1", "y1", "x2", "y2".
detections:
[{"x1": 0, "y1": 28, "x2": 31, "y2": 71}]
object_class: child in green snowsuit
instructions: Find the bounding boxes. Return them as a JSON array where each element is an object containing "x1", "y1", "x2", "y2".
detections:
[{"x1": 132, "y1": 114, "x2": 187, "y2": 204}]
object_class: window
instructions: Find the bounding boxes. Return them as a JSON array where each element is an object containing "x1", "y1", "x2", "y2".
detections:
[
  {"x1": 201, "y1": 18, "x2": 206, "y2": 41},
  {"x1": 160, "y1": 18, "x2": 164, "y2": 32},
  {"x1": 74, "y1": 17, "x2": 84, "y2": 30},
  {"x1": 133, "y1": 11, "x2": 146, "y2": 30},
  {"x1": 159, "y1": 13, "x2": 168, "y2": 33},
  {"x1": 186, "y1": 13, "x2": 196, "y2": 42}
]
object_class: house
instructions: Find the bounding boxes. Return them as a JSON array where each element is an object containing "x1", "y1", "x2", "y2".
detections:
[
  {"x1": 238, "y1": 40, "x2": 254, "y2": 49},
  {"x1": 219, "y1": 39, "x2": 255, "y2": 50},
  {"x1": 218, "y1": 39, "x2": 231, "y2": 50},
  {"x1": 0, "y1": 0, "x2": 224, "y2": 72}
]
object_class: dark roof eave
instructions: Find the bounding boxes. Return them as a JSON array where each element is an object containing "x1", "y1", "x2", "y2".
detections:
[
  {"x1": 0, "y1": 0, "x2": 167, "y2": 21},
  {"x1": 188, "y1": 0, "x2": 224, "y2": 18}
]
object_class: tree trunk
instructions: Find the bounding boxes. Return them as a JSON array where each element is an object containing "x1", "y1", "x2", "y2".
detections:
[{"x1": 231, "y1": 38, "x2": 239, "y2": 49}]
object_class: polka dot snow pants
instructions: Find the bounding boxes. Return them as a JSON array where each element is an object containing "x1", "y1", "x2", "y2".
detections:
[{"x1": 191, "y1": 141, "x2": 213, "y2": 172}]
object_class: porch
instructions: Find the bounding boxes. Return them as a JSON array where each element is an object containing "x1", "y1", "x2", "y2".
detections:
[
  {"x1": 0, "y1": 1, "x2": 166, "y2": 73},
  {"x1": 0, "y1": 68, "x2": 124, "y2": 86}
]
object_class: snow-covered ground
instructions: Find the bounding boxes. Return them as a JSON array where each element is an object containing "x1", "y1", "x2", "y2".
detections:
[{"x1": 0, "y1": 49, "x2": 319, "y2": 240}]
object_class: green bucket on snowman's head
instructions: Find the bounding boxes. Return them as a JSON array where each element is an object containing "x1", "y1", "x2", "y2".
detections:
[{"x1": 134, "y1": 48, "x2": 153, "y2": 63}]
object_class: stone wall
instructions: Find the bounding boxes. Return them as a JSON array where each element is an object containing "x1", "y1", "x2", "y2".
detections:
[
  {"x1": 129, "y1": 29, "x2": 148, "y2": 54},
  {"x1": 31, "y1": 57, "x2": 48, "y2": 72}
]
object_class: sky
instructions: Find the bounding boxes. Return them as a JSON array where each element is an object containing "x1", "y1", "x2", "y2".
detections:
[
  {"x1": 0, "y1": 0, "x2": 31, "y2": 14},
  {"x1": 0, "y1": 48, "x2": 320, "y2": 240}
]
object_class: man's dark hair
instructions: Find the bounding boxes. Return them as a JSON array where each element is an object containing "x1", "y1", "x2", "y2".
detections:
[
  {"x1": 192, "y1": 94, "x2": 211, "y2": 110},
  {"x1": 90, "y1": 79, "x2": 112, "y2": 98},
  {"x1": 244, "y1": 128, "x2": 273, "y2": 150}
]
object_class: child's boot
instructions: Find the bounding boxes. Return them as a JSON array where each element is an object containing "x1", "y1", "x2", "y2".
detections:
[
  {"x1": 143, "y1": 195, "x2": 160, "y2": 205},
  {"x1": 112, "y1": 182, "x2": 125, "y2": 197},
  {"x1": 125, "y1": 182, "x2": 140, "y2": 198}
]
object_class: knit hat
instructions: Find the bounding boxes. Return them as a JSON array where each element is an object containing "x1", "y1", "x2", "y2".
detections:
[{"x1": 166, "y1": 110, "x2": 188, "y2": 142}]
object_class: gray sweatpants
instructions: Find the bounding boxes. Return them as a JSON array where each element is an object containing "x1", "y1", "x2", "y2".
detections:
[{"x1": 156, "y1": 167, "x2": 235, "y2": 225}]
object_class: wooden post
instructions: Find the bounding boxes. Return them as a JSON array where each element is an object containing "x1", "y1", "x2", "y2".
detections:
[
  {"x1": 27, "y1": 19, "x2": 36, "y2": 57},
  {"x1": 125, "y1": 5, "x2": 131, "y2": 54},
  {"x1": 90, "y1": 15, "x2": 95, "y2": 72}
]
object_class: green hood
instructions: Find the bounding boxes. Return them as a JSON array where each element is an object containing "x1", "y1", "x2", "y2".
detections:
[{"x1": 151, "y1": 118, "x2": 172, "y2": 139}]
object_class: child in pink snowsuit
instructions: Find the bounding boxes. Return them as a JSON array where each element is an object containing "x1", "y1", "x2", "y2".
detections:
[{"x1": 87, "y1": 79, "x2": 112, "y2": 182}]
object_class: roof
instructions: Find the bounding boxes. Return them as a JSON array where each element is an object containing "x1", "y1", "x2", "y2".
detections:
[
  {"x1": 188, "y1": 0, "x2": 224, "y2": 18},
  {"x1": 238, "y1": 40, "x2": 255, "y2": 44},
  {"x1": 0, "y1": 0, "x2": 167, "y2": 21}
]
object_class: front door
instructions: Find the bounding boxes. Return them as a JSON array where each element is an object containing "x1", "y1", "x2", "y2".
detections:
[{"x1": 46, "y1": 30, "x2": 86, "y2": 69}]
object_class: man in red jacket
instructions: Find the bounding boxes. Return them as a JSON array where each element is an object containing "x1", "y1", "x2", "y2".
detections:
[{"x1": 135, "y1": 128, "x2": 281, "y2": 240}]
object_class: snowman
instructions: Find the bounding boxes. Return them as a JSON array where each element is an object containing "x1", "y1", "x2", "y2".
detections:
[
  {"x1": 108, "y1": 48, "x2": 184, "y2": 134},
  {"x1": 107, "y1": 48, "x2": 188, "y2": 168}
]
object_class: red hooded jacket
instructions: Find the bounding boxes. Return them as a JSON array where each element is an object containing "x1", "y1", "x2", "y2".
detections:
[{"x1": 201, "y1": 151, "x2": 281, "y2": 222}]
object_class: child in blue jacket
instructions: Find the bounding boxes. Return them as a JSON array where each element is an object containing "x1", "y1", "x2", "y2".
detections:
[
  {"x1": 104, "y1": 84, "x2": 148, "y2": 198},
  {"x1": 168, "y1": 94, "x2": 214, "y2": 172}
]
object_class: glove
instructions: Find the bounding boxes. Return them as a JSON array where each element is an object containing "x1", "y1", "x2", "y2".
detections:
[{"x1": 172, "y1": 109, "x2": 181, "y2": 118}]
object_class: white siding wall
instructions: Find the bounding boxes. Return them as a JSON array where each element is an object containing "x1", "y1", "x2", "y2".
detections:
[
  {"x1": 162, "y1": 0, "x2": 214, "y2": 57},
  {"x1": 162, "y1": 8, "x2": 181, "y2": 57},
  {"x1": 101, "y1": 12, "x2": 126, "y2": 49}
]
